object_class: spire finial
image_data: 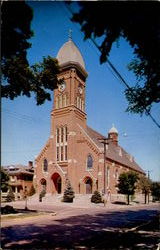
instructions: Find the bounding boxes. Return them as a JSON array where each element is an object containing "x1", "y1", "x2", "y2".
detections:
[{"x1": 68, "y1": 29, "x2": 72, "y2": 41}]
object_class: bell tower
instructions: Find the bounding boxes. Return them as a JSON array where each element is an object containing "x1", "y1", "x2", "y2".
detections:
[
  {"x1": 51, "y1": 36, "x2": 88, "y2": 132},
  {"x1": 49, "y1": 36, "x2": 88, "y2": 168}
]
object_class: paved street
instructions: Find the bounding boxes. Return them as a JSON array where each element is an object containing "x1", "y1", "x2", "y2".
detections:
[{"x1": 1, "y1": 201, "x2": 160, "y2": 249}]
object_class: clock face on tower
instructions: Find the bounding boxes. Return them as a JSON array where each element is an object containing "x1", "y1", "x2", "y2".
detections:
[{"x1": 58, "y1": 81, "x2": 66, "y2": 92}]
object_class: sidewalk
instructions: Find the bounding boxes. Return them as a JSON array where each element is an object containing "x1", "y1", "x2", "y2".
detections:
[{"x1": 1, "y1": 198, "x2": 160, "y2": 213}]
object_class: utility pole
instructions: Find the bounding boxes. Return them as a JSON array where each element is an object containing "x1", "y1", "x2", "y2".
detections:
[
  {"x1": 147, "y1": 170, "x2": 151, "y2": 204},
  {"x1": 98, "y1": 138, "x2": 109, "y2": 194}
]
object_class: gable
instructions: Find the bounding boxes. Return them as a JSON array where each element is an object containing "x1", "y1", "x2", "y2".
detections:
[{"x1": 81, "y1": 125, "x2": 145, "y2": 174}]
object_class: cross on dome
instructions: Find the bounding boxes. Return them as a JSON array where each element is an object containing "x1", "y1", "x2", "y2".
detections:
[{"x1": 68, "y1": 29, "x2": 72, "y2": 41}]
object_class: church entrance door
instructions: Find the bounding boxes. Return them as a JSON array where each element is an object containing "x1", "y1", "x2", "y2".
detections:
[
  {"x1": 52, "y1": 173, "x2": 62, "y2": 194},
  {"x1": 85, "y1": 177, "x2": 92, "y2": 194}
]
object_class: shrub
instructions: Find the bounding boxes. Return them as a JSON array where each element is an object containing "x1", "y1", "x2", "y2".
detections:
[
  {"x1": 39, "y1": 189, "x2": 46, "y2": 202},
  {"x1": 151, "y1": 182, "x2": 160, "y2": 202},
  {"x1": 6, "y1": 187, "x2": 15, "y2": 202},
  {"x1": 2, "y1": 205, "x2": 17, "y2": 214},
  {"x1": 91, "y1": 190, "x2": 102, "y2": 203},
  {"x1": 63, "y1": 180, "x2": 75, "y2": 203},
  {"x1": 28, "y1": 185, "x2": 36, "y2": 196}
]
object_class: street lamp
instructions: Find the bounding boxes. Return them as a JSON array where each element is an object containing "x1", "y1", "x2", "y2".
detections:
[{"x1": 98, "y1": 138, "x2": 109, "y2": 194}]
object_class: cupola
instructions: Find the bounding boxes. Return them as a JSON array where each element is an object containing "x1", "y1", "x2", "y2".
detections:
[{"x1": 108, "y1": 124, "x2": 118, "y2": 146}]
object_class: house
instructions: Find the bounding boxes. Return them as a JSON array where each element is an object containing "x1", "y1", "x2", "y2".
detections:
[
  {"x1": 34, "y1": 36, "x2": 145, "y2": 199},
  {"x1": 2, "y1": 161, "x2": 34, "y2": 200}
]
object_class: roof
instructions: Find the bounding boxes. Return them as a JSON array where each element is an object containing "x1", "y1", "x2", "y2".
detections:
[
  {"x1": 57, "y1": 39, "x2": 85, "y2": 70},
  {"x1": 2, "y1": 164, "x2": 34, "y2": 176},
  {"x1": 82, "y1": 125, "x2": 145, "y2": 174}
]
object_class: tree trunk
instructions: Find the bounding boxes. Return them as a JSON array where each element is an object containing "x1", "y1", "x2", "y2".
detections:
[
  {"x1": 144, "y1": 191, "x2": 147, "y2": 204},
  {"x1": 127, "y1": 194, "x2": 130, "y2": 205}
]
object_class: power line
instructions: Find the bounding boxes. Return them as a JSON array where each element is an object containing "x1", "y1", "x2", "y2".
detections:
[
  {"x1": 90, "y1": 35, "x2": 160, "y2": 129},
  {"x1": 64, "y1": 3, "x2": 160, "y2": 129},
  {"x1": 2, "y1": 108, "x2": 48, "y2": 124}
]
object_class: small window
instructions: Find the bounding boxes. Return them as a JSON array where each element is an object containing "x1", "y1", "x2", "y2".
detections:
[
  {"x1": 61, "y1": 146, "x2": 63, "y2": 161},
  {"x1": 65, "y1": 145, "x2": 67, "y2": 160},
  {"x1": 82, "y1": 100, "x2": 84, "y2": 111},
  {"x1": 61, "y1": 127, "x2": 64, "y2": 143},
  {"x1": 43, "y1": 159, "x2": 48, "y2": 172},
  {"x1": 63, "y1": 95, "x2": 67, "y2": 107},
  {"x1": 55, "y1": 97, "x2": 58, "y2": 109},
  {"x1": 56, "y1": 128, "x2": 59, "y2": 143},
  {"x1": 87, "y1": 155, "x2": 93, "y2": 169},
  {"x1": 65, "y1": 127, "x2": 67, "y2": 142},
  {"x1": 56, "y1": 147, "x2": 59, "y2": 161},
  {"x1": 59, "y1": 95, "x2": 62, "y2": 108},
  {"x1": 77, "y1": 97, "x2": 79, "y2": 108},
  {"x1": 115, "y1": 169, "x2": 119, "y2": 181}
]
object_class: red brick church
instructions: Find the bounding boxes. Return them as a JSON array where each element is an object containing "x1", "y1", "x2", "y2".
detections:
[{"x1": 34, "y1": 37, "x2": 144, "y2": 197}]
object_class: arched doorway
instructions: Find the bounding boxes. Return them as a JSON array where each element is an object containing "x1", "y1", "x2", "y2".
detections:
[
  {"x1": 84, "y1": 177, "x2": 92, "y2": 194},
  {"x1": 52, "y1": 173, "x2": 62, "y2": 194},
  {"x1": 40, "y1": 178, "x2": 47, "y2": 192}
]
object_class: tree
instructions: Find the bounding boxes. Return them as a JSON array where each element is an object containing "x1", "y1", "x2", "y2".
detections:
[
  {"x1": 116, "y1": 171, "x2": 139, "y2": 205},
  {"x1": 6, "y1": 186, "x2": 15, "y2": 202},
  {"x1": 71, "y1": 2, "x2": 160, "y2": 116},
  {"x1": 137, "y1": 175, "x2": 151, "y2": 204},
  {"x1": 1, "y1": 1, "x2": 60, "y2": 105},
  {"x1": 151, "y1": 182, "x2": 160, "y2": 202},
  {"x1": 63, "y1": 179, "x2": 75, "y2": 203},
  {"x1": 28, "y1": 185, "x2": 36, "y2": 196},
  {"x1": 91, "y1": 190, "x2": 102, "y2": 204},
  {"x1": 1, "y1": 167, "x2": 9, "y2": 192}
]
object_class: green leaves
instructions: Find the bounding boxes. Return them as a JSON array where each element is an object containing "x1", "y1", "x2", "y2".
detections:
[
  {"x1": 2, "y1": 54, "x2": 60, "y2": 105},
  {"x1": 1, "y1": 2, "x2": 60, "y2": 105},
  {"x1": 117, "y1": 171, "x2": 139, "y2": 196},
  {"x1": 137, "y1": 175, "x2": 151, "y2": 193},
  {"x1": 72, "y1": 2, "x2": 160, "y2": 115},
  {"x1": 30, "y1": 56, "x2": 60, "y2": 105},
  {"x1": 1, "y1": 167, "x2": 10, "y2": 192},
  {"x1": 151, "y1": 182, "x2": 160, "y2": 201}
]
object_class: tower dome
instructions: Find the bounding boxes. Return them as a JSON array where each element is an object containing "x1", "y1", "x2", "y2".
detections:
[
  {"x1": 109, "y1": 124, "x2": 118, "y2": 134},
  {"x1": 57, "y1": 39, "x2": 85, "y2": 70}
]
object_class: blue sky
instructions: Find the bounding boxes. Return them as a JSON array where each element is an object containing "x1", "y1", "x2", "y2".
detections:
[{"x1": 2, "y1": 1, "x2": 160, "y2": 181}]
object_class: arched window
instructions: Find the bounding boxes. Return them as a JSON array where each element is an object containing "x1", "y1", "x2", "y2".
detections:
[
  {"x1": 87, "y1": 155, "x2": 93, "y2": 169},
  {"x1": 82, "y1": 100, "x2": 84, "y2": 111},
  {"x1": 79, "y1": 98, "x2": 82, "y2": 110},
  {"x1": 56, "y1": 128, "x2": 59, "y2": 143},
  {"x1": 115, "y1": 169, "x2": 118, "y2": 182},
  {"x1": 43, "y1": 159, "x2": 48, "y2": 172},
  {"x1": 63, "y1": 95, "x2": 67, "y2": 107},
  {"x1": 77, "y1": 96, "x2": 79, "y2": 108},
  {"x1": 59, "y1": 95, "x2": 62, "y2": 108},
  {"x1": 55, "y1": 97, "x2": 58, "y2": 109},
  {"x1": 56, "y1": 126, "x2": 68, "y2": 162}
]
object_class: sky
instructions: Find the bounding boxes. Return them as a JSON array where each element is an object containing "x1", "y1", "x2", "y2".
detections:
[{"x1": 2, "y1": 1, "x2": 160, "y2": 181}]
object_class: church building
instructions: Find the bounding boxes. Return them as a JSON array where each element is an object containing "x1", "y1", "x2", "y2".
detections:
[{"x1": 34, "y1": 37, "x2": 145, "y2": 197}]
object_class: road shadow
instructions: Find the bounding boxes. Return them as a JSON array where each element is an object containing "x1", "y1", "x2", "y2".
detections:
[{"x1": 2, "y1": 208, "x2": 159, "y2": 249}]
